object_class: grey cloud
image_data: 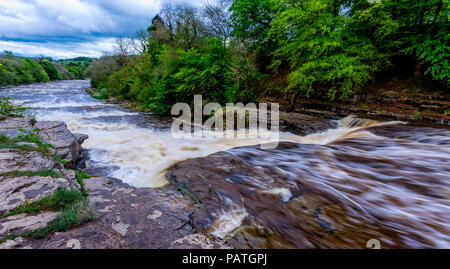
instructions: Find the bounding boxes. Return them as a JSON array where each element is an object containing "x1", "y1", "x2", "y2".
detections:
[{"x1": 0, "y1": 0, "x2": 201, "y2": 58}]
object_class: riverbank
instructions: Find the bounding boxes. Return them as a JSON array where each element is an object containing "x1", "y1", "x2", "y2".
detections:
[
  {"x1": 0, "y1": 117, "x2": 91, "y2": 247},
  {"x1": 87, "y1": 78, "x2": 450, "y2": 131},
  {"x1": 0, "y1": 116, "x2": 231, "y2": 249},
  {"x1": 265, "y1": 77, "x2": 450, "y2": 126},
  {"x1": 2, "y1": 81, "x2": 448, "y2": 249}
]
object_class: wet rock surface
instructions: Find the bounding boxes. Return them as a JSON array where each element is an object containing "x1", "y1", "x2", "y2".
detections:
[
  {"x1": 0, "y1": 116, "x2": 90, "y2": 248},
  {"x1": 279, "y1": 112, "x2": 338, "y2": 136},
  {"x1": 3, "y1": 81, "x2": 448, "y2": 249},
  {"x1": 0, "y1": 114, "x2": 231, "y2": 249},
  {"x1": 35, "y1": 121, "x2": 86, "y2": 168},
  {"x1": 167, "y1": 122, "x2": 450, "y2": 249},
  {"x1": 0, "y1": 117, "x2": 34, "y2": 137}
]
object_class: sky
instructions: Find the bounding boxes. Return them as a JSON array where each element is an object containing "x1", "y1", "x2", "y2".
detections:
[{"x1": 0, "y1": 0, "x2": 199, "y2": 59}]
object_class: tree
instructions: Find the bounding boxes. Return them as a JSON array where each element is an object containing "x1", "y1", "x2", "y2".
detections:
[
  {"x1": 270, "y1": 0, "x2": 391, "y2": 101},
  {"x1": 387, "y1": 0, "x2": 449, "y2": 82},
  {"x1": 131, "y1": 29, "x2": 150, "y2": 54},
  {"x1": 203, "y1": 0, "x2": 233, "y2": 46},
  {"x1": 230, "y1": 0, "x2": 275, "y2": 47},
  {"x1": 229, "y1": 0, "x2": 278, "y2": 72},
  {"x1": 174, "y1": 5, "x2": 209, "y2": 49},
  {"x1": 38, "y1": 60, "x2": 62, "y2": 81}
]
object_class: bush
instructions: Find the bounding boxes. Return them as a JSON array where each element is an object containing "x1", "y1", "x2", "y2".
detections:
[
  {"x1": 66, "y1": 65, "x2": 83, "y2": 79},
  {"x1": 24, "y1": 58, "x2": 50, "y2": 82},
  {"x1": 38, "y1": 60, "x2": 62, "y2": 80}
]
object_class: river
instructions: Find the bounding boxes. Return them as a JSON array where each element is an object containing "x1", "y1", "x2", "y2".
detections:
[{"x1": 1, "y1": 80, "x2": 449, "y2": 248}]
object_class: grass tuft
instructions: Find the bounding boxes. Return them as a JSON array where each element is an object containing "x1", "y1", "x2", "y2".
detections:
[
  {"x1": 0, "y1": 188, "x2": 95, "y2": 244},
  {"x1": 75, "y1": 171, "x2": 90, "y2": 198},
  {"x1": 0, "y1": 169, "x2": 63, "y2": 179},
  {"x1": 177, "y1": 187, "x2": 202, "y2": 204},
  {"x1": 0, "y1": 188, "x2": 83, "y2": 220}
]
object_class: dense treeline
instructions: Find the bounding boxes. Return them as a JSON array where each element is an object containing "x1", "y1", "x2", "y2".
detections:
[
  {"x1": 0, "y1": 52, "x2": 91, "y2": 87},
  {"x1": 87, "y1": 0, "x2": 449, "y2": 114}
]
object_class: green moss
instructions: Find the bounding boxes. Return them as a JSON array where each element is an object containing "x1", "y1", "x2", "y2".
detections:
[
  {"x1": 13, "y1": 128, "x2": 54, "y2": 149},
  {"x1": 52, "y1": 153, "x2": 69, "y2": 165},
  {"x1": 177, "y1": 187, "x2": 202, "y2": 204},
  {"x1": 75, "y1": 171, "x2": 91, "y2": 198},
  {"x1": 0, "y1": 169, "x2": 62, "y2": 178}
]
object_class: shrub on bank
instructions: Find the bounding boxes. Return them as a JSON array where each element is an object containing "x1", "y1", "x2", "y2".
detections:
[
  {"x1": 38, "y1": 60, "x2": 62, "y2": 81},
  {"x1": 0, "y1": 53, "x2": 88, "y2": 87}
]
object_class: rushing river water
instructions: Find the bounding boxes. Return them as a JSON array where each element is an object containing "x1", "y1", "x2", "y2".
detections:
[{"x1": 1, "y1": 80, "x2": 449, "y2": 248}]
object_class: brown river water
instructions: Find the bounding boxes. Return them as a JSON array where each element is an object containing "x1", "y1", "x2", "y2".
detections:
[{"x1": 1, "y1": 80, "x2": 449, "y2": 248}]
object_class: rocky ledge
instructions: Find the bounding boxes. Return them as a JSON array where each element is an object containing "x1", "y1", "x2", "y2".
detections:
[
  {"x1": 1, "y1": 117, "x2": 85, "y2": 214},
  {"x1": 0, "y1": 112, "x2": 341, "y2": 249},
  {"x1": 0, "y1": 116, "x2": 229, "y2": 249},
  {"x1": 0, "y1": 117, "x2": 85, "y2": 248}
]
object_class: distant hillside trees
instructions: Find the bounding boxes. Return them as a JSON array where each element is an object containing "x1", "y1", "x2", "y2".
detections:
[{"x1": 0, "y1": 52, "x2": 93, "y2": 87}]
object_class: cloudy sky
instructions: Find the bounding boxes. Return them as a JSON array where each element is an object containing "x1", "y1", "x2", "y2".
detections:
[{"x1": 0, "y1": 0, "x2": 197, "y2": 59}]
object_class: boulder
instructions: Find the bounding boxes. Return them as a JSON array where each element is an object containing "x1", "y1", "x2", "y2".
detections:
[
  {"x1": 35, "y1": 121, "x2": 87, "y2": 168},
  {"x1": 0, "y1": 237, "x2": 26, "y2": 249},
  {"x1": 0, "y1": 117, "x2": 89, "y2": 168},
  {"x1": 279, "y1": 112, "x2": 337, "y2": 136}
]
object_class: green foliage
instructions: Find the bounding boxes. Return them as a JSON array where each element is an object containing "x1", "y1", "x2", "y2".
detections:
[
  {"x1": 12, "y1": 128, "x2": 54, "y2": 150},
  {"x1": 52, "y1": 62, "x2": 75, "y2": 80},
  {"x1": 0, "y1": 55, "x2": 73, "y2": 86},
  {"x1": 270, "y1": 0, "x2": 392, "y2": 99},
  {"x1": 86, "y1": 1, "x2": 448, "y2": 114},
  {"x1": 0, "y1": 169, "x2": 63, "y2": 179},
  {"x1": 0, "y1": 188, "x2": 83, "y2": 219},
  {"x1": 38, "y1": 60, "x2": 62, "y2": 80},
  {"x1": 58, "y1": 57, "x2": 93, "y2": 79},
  {"x1": 0, "y1": 132, "x2": 54, "y2": 157},
  {"x1": 86, "y1": 56, "x2": 125, "y2": 88},
  {"x1": 75, "y1": 171, "x2": 90, "y2": 198},
  {"x1": 66, "y1": 65, "x2": 83, "y2": 79},
  {"x1": 230, "y1": 0, "x2": 275, "y2": 47},
  {"x1": 24, "y1": 58, "x2": 50, "y2": 82},
  {"x1": 88, "y1": 88, "x2": 110, "y2": 100},
  {"x1": 0, "y1": 97, "x2": 26, "y2": 117},
  {"x1": 392, "y1": 0, "x2": 450, "y2": 82},
  {"x1": 96, "y1": 38, "x2": 240, "y2": 114},
  {"x1": 46, "y1": 199, "x2": 94, "y2": 233}
]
